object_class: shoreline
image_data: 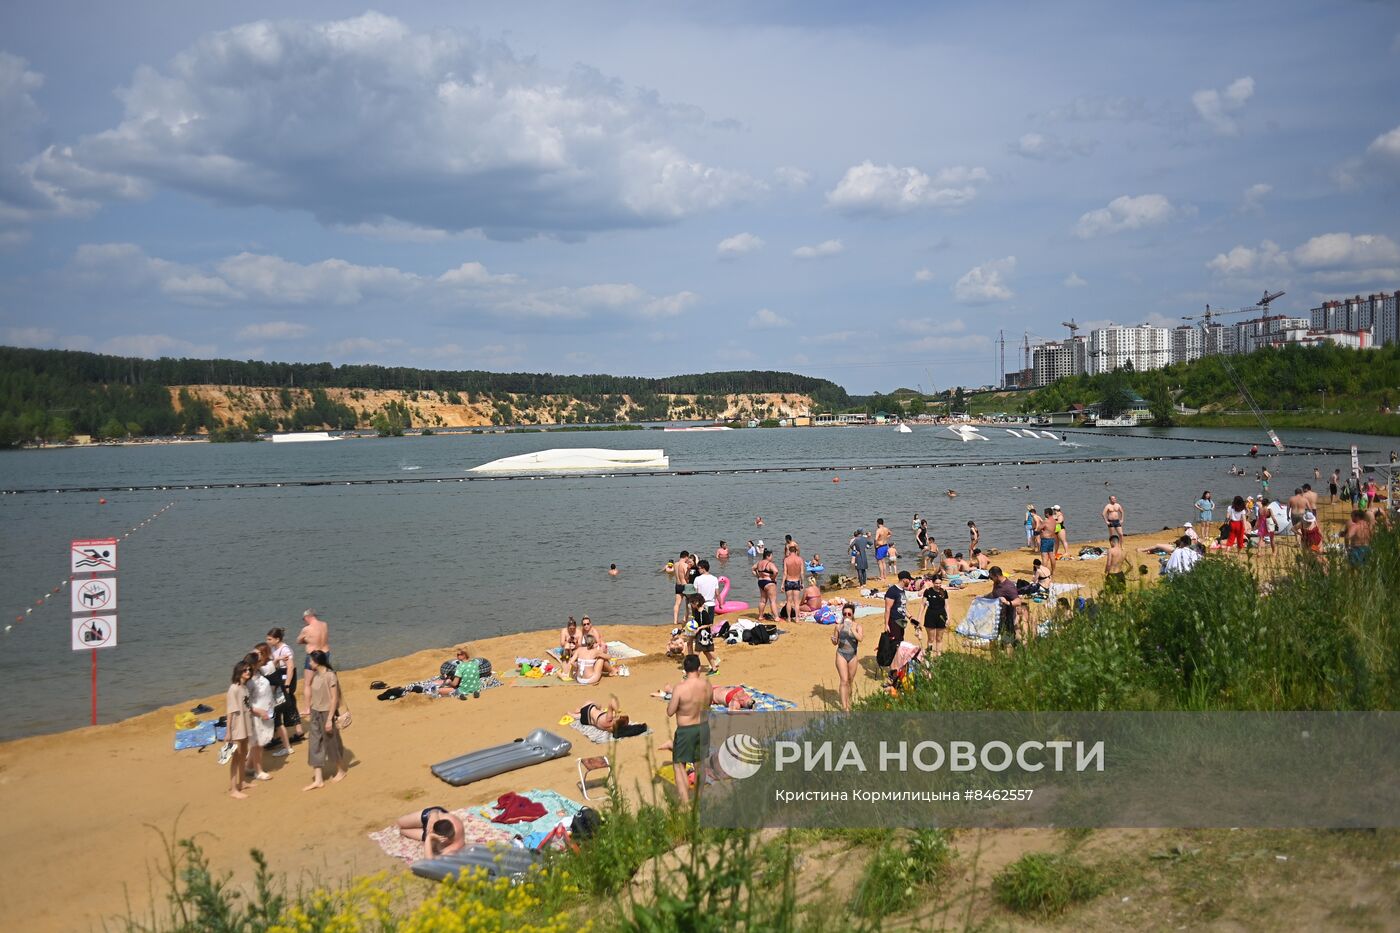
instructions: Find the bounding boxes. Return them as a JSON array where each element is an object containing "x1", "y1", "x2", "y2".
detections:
[{"x1": 0, "y1": 516, "x2": 1352, "y2": 932}]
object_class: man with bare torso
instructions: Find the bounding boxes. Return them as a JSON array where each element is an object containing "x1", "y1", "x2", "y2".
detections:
[
  {"x1": 672, "y1": 551, "x2": 693, "y2": 627},
  {"x1": 1102, "y1": 495, "x2": 1125, "y2": 538},
  {"x1": 297, "y1": 609, "x2": 328, "y2": 710},
  {"x1": 782, "y1": 543, "x2": 804, "y2": 621},
  {"x1": 1302, "y1": 484, "x2": 1319, "y2": 513},
  {"x1": 874, "y1": 519, "x2": 892, "y2": 580},
  {"x1": 666, "y1": 655, "x2": 710, "y2": 806},
  {"x1": 1287, "y1": 488, "x2": 1309, "y2": 534},
  {"x1": 1345, "y1": 510, "x2": 1373, "y2": 566},
  {"x1": 1103, "y1": 535, "x2": 1127, "y2": 595}
]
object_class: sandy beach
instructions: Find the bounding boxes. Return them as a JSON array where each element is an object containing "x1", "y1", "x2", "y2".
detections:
[{"x1": 0, "y1": 517, "x2": 1341, "y2": 932}]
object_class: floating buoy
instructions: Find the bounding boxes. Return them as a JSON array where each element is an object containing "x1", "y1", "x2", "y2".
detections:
[
  {"x1": 98, "y1": 497, "x2": 107, "y2": 505},
  {"x1": 832, "y1": 476, "x2": 840, "y2": 483}
]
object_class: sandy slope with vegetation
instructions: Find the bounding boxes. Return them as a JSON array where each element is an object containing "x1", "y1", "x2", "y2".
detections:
[{"x1": 170, "y1": 385, "x2": 817, "y2": 430}]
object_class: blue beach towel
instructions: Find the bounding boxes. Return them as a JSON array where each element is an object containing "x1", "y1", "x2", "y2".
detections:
[{"x1": 174, "y1": 719, "x2": 227, "y2": 750}]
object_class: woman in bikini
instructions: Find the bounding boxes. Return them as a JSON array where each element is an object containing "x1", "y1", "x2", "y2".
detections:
[
  {"x1": 573, "y1": 633, "x2": 609, "y2": 685},
  {"x1": 573, "y1": 694, "x2": 632, "y2": 735},
  {"x1": 831, "y1": 603, "x2": 862, "y2": 712}
]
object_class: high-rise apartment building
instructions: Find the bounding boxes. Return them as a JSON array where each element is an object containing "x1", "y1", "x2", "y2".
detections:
[
  {"x1": 1088, "y1": 324, "x2": 1171, "y2": 375},
  {"x1": 1031, "y1": 336, "x2": 1087, "y2": 386}
]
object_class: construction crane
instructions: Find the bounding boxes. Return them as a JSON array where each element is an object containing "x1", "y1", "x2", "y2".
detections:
[
  {"x1": 1183, "y1": 289, "x2": 1287, "y2": 451},
  {"x1": 1061, "y1": 318, "x2": 1081, "y2": 339}
]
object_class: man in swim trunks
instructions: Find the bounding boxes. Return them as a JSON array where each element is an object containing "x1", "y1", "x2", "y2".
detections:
[
  {"x1": 1103, "y1": 535, "x2": 1127, "y2": 595},
  {"x1": 1287, "y1": 488, "x2": 1309, "y2": 535},
  {"x1": 782, "y1": 543, "x2": 804, "y2": 621},
  {"x1": 1345, "y1": 510, "x2": 1373, "y2": 566},
  {"x1": 672, "y1": 551, "x2": 692, "y2": 628},
  {"x1": 396, "y1": 806, "x2": 465, "y2": 859},
  {"x1": 1102, "y1": 495, "x2": 1125, "y2": 538},
  {"x1": 666, "y1": 654, "x2": 710, "y2": 806},
  {"x1": 1302, "y1": 483, "x2": 1318, "y2": 512},
  {"x1": 1037, "y1": 505, "x2": 1058, "y2": 575},
  {"x1": 753, "y1": 548, "x2": 779, "y2": 620},
  {"x1": 873, "y1": 519, "x2": 892, "y2": 580},
  {"x1": 296, "y1": 609, "x2": 328, "y2": 712}
]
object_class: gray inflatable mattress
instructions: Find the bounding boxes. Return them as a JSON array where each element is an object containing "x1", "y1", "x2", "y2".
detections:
[
  {"x1": 430, "y1": 728, "x2": 572, "y2": 786},
  {"x1": 411, "y1": 844, "x2": 541, "y2": 883}
]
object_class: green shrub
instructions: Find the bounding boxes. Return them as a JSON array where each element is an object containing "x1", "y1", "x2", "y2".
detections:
[
  {"x1": 850, "y1": 829, "x2": 953, "y2": 919},
  {"x1": 992, "y1": 852, "x2": 1102, "y2": 916}
]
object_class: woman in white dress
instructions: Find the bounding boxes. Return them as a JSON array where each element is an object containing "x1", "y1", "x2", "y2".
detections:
[{"x1": 243, "y1": 651, "x2": 275, "y2": 782}]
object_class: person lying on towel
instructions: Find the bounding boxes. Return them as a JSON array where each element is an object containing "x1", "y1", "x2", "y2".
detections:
[
  {"x1": 652, "y1": 683, "x2": 755, "y2": 710},
  {"x1": 572, "y1": 695, "x2": 648, "y2": 737},
  {"x1": 395, "y1": 806, "x2": 465, "y2": 859}
]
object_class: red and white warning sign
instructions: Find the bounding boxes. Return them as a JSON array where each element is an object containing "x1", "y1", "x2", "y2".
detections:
[
  {"x1": 71, "y1": 577, "x2": 117, "y2": 613},
  {"x1": 72, "y1": 615, "x2": 117, "y2": 650},
  {"x1": 71, "y1": 539, "x2": 118, "y2": 574}
]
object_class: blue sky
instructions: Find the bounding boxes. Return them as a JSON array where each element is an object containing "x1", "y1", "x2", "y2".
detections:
[{"x1": 1, "y1": 1, "x2": 1396, "y2": 393}]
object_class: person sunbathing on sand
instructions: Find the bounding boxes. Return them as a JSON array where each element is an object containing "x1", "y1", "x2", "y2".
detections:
[
  {"x1": 652, "y1": 683, "x2": 755, "y2": 710},
  {"x1": 572, "y1": 695, "x2": 631, "y2": 734},
  {"x1": 396, "y1": 806, "x2": 465, "y2": 859}
]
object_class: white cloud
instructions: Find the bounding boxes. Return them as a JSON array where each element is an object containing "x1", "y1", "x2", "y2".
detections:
[
  {"x1": 1063, "y1": 273, "x2": 1087, "y2": 288},
  {"x1": 774, "y1": 166, "x2": 813, "y2": 190},
  {"x1": 792, "y1": 239, "x2": 844, "y2": 260},
  {"x1": 67, "y1": 242, "x2": 696, "y2": 321},
  {"x1": 800, "y1": 330, "x2": 858, "y2": 345},
  {"x1": 826, "y1": 161, "x2": 988, "y2": 214},
  {"x1": 1074, "y1": 194, "x2": 1178, "y2": 238},
  {"x1": 36, "y1": 13, "x2": 762, "y2": 239},
  {"x1": 4, "y1": 326, "x2": 56, "y2": 345},
  {"x1": 1341, "y1": 124, "x2": 1400, "y2": 186},
  {"x1": 1241, "y1": 183, "x2": 1272, "y2": 212},
  {"x1": 751, "y1": 308, "x2": 791, "y2": 328},
  {"x1": 1009, "y1": 132, "x2": 1093, "y2": 161},
  {"x1": 716, "y1": 232, "x2": 765, "y2": 258},
  {"x1": 953, "y1": 257, "x2": 1016, "y2": 304},
  {"x1": 1192, "y1": 76, "x2": 1254, "y2": 135},
  {"x1": 913, "y1": 268, "x2": 935, "y2": 283},
  {"x1": 1292, "y1": 232, "x2": 1400, "y2": 282},
  {"x1": 101, "y1": 334, "x2": 217, "y2": 358},
  {"x1": 1206, "y1": 240, "x2": 1289, "y2": 277},
  {"x1": 237, "y1": 321, "x2": 310, "y2": 340}
]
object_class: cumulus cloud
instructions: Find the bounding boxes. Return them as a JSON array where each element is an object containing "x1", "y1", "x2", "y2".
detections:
[
  {"x1": 34, "y1": 13, "x2": 762, "y2": 239},
  {"x1": 1292, "y1": 232, "x2": 1400, "y2": 282},
  {"x1": 953, "y1": 257, "x2": 1016, "y2": 304},
  {"x1": 1192, "y1": 76, "x2": 1254, "y2": 135},
  {"x1": 1241, "y1": 183, "x2": 1272, "y2": 212},
  {"x1": 717, "y1": 232, "x2": 765, "y2": 258},
  {"x1": 826, "y1": 161, "x2": 988, "y2": 214},
  {"x1": 237, "y1": 321, "x2": 310, "y2": 340},
  {"x1": 1205, "y1": 240, "x2": 1290, "y2": 277},
  {"x1": 1009, "y1": 132, "x2": 1093, "y2": 161},
  {"x1": 750, "y1": 308, "x2": 791, "y2": 328},
  {"x1": 66, "y1": 242, "x2": 698, "y2": 321},
  {"x1": 1063, "y1": 273, "x2": 1087, "y2": 288},
  {"x1": 1338, "y1": 123, "x2": 1400, "y2": 187},
  {"x1": 792, "y1": 239, "x2": 844, "y2": 259},
  {"x1": 913, "y1": 268, "x2": 934, "y2": 283},
  {"x1": 1074, "y1": 194, "x2": 1179, "y2": 238}
]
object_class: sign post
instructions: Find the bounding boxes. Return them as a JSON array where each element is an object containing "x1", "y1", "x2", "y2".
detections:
[{"x1": 70, "y1": 538, "x2": 118, "y2": 726}]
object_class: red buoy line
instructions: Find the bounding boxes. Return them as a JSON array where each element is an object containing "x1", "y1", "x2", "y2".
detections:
[{"x1": 4, "y1": 501, "x2": 175, "y2": 637}]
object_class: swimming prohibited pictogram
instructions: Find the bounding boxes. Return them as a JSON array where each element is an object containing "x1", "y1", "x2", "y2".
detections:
[
  {"x1": 72, "y1": 615, "x2": 117, "y2": 650},
  {"x1": 71, "y1": 578, "x2": 116, "y2": 613},
  {"x1": 70, "y1": 539, "x2": 118, "y2": 574}
]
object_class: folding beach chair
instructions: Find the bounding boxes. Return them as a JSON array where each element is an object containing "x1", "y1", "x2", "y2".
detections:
[{"x1": 577, "y1": 755, "x2": 611, "y2": 801}]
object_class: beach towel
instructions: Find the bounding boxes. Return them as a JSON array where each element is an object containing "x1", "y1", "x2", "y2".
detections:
[
  {"x1": 711, "y1": 685, "x2": 797, "y2": 713},
  {"x1": 467, "y1": 789, "x2": 583, "y2": 849},
  {"x1": 394, "y1": 676, "x2": 504, "y2": 698},
  {"x1": 505, "y1": 675, "x2": 560, "y2": 687},
  {"x1": 570, "y1": 719, "x2": 653, "y2": 744},
  {"x1": 955, "y1": 597, "x2": 1002, "y2": 641},
  {"x1": 368, "y1": 810, "x2": 515, "y2": 863},
  {"x1": 548, "y1": 641, "x2": 644, "y2": 661},
  {"x1": 174, "y1": 719, "x2": 226, "y2": 750}
]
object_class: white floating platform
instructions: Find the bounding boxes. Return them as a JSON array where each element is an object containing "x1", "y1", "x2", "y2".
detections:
[
  {"x1": 470, "y1": 448, "x2": 669, "y2": 472},
  {"x1": 270, "y1": 432, "x2": 340, "y2": 443}
]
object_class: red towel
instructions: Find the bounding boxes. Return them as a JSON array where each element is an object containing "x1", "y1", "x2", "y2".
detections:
[{"x1": 490, "y1": 792, "x2": 547, "y2": 824}]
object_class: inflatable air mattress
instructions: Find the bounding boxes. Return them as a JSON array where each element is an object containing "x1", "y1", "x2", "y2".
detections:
[
  {"x1": 430, "y1": 729, "x2": 572, "y2": 786},
  {"x1": 411, "y1": 845, "x2": 541, "y2": 883}
]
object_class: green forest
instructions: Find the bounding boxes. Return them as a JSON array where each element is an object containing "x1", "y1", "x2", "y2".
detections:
[{"x1": 0, "y1": 346, "x2": 850, "y2": 447}]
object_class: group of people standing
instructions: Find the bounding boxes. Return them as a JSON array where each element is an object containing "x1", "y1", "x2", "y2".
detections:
[{"x1": 224, "y1": 610, "x2": 347, "y2": 799}]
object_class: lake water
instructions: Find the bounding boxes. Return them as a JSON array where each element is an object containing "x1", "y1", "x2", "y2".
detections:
[{"x1": 0, "y1": 424, "x2": 1386, "y2": 739}]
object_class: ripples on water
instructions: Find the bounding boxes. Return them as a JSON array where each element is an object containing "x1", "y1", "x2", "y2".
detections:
[{"x1": 0, "y1": 425, "x2": 1380, "y2": 738}]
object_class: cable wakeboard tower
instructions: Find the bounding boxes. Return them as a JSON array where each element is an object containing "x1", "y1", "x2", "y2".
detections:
[{"x1": 1182, "y1": 289, "x2": 1286, "y2": 451}]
